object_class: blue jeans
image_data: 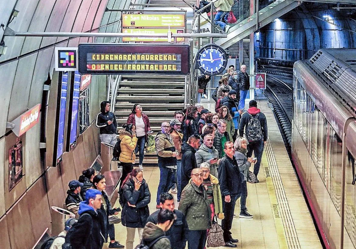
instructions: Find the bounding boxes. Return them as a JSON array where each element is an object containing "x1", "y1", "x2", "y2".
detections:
[
  {"x1": 240, "y1": 181, "x2": 247, "y2": 211},
  {"x1": 156, "y1": 160, "x2": 174, "y2": 205},
  {"x1": 247, "y1": 140, "x2": 264, "y2": 176},
  {"x1": 222, "y1": 194, "x2": 239, "y2": 242},
  {"x1": 214, "y1": 11, "x2": 228, "y2": 30},
  {"x1": 187, "y1": 230, "x2": 207, "y2": 249},
  {"x1": 239, "y1": 90, "x2": 248, "y2": 110},
  {"x1": 177, "y1": 160, "x2": 182, "y2": 201},
  {"x1": 135, "y1": 136, "x2": 146, "y2": 165},
  {"x1": 197, "y1": 93, "x2": 202, "y2": 103}
]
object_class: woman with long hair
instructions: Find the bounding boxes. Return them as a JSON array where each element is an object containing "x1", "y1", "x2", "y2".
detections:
[
  {"x1": 182, "y1": 106, "x2": 199, "y2": 143},
  {"x1": 121, "y1": 168, "x2": 151, "y2": 249},
  {"x1": 127, "y1": 104, "x2": 151, "y2": 170},
  {"x1": 78, "y1": 168, "x2": 96, "y2": 200},
  {"x1": 93, "y1": 175, "x2": 124, "y2": 248},
  {"x1": 118, "y1": 124, "x2": 138, "y2": 184},
  {"x1": 218, "y1": 105, "x2": 235, "y2": 141}
]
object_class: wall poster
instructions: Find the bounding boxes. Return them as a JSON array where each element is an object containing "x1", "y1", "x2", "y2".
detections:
[{"x1": 9, "y1": 139, "x2": 23, "y2": 190}]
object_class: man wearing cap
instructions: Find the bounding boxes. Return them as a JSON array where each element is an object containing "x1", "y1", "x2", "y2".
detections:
[
  {"x1": 170, "y1": 119, "x2": 183, "y2": 196},
  {"x1": 198, "y1": 109, "x2": 210, "y2": 135},
  {"x1": 50, "y1": 218, "x2": 77, "y2": 249},
  {"x1": 65, "y1": 180, "x2": 84, "y2": 218},
  {"x1": 65, "y1": 189, "x2": 104, "y2": 249}
]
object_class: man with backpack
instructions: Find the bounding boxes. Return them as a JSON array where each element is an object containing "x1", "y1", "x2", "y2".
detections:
[
  {"x1": 46, "y1": 218, "x2": 78, "y2": 249},
  {"x1": 239, "y1": 100, "x2": 268, "y2": 183},
  {"x1": 139, "y1": 209, "x2": 175, "y2": 249}
]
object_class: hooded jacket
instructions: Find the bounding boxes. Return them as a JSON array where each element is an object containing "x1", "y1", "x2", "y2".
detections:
[
  {"x1": 178, "y1": 180, "x2": 211, "y2": 231},
  {"x1": 65, "y1": 190, "x2": 83, "y2": 217},
  {"x1": 239, "y1": 107, "x2": 268, "y2": 142},
  {"x1": 142, "y1": 222, "x2": 171, "y2": 249},
  {"x1": 181, "y1": 143, "x2": 198, "y2": 189},
  {"x1": 222, "y1": 96, "x2": 240, "y2": 116},
  {"x1": 118, "y1": 130, "x2": 138, "y2": 163},
  {"x1": 146, "y1": 209, "x2": 188, "y2": 249},
  {"x1": 96, "y1": 101, "x2": 117, "y2": 134},
  {"x1": 195, "y1": 144, "x2": 219, "y2": 178},
  {"x1": 66, "y1": 202, "x2": 105, "y2": 249},
  {"x1": 218, "y1": 155, "x2": 243, "y2": 197}
]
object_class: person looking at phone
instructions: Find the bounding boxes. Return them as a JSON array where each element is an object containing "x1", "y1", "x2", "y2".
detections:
[
  {"x1": 96, "y1": 101, "x2": 118, "y2": 146},
  {"x1": 234, "y1": 137, "x2": 254, "y2": 219},
  {"x1": 195, "y1": 133, "x2": 219, "y2": 178}
]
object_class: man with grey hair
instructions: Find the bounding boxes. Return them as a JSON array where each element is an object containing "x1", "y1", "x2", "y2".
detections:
[
  {"x1": 155, "y1": 122, "x2": 178, "y2": 209},
  {"x1": 237, "y1": 64, "x2": 250, "y2": 111},
  {"x1": 214, "y1": 119, "x2": 231, "y2": 158},
  {"x1": 195, "y1": 133, "x2": 219, "y2": 177}
]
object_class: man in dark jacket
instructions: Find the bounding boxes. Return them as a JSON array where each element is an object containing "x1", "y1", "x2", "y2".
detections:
[
  {"x1": 180, "y1": 134, "x2": 201, "y2": 200},
  {"x1": 239, "y1": 100, "x2": 268, "y2": 182},
  {"x1": 96, "y1": 101, "x2": 118, "y2": 146},
  {"x1": 142, "y1": 209, "x2": 176, "y2": 249},
  {"x1": 147, "y1": 193, "x2": 188, "y2": 249},
  {"x1": 218, "y1": 141, "x2": 243, "y2": 247},
  {"x1": 222, "y1": 90, "x2": 240, "y2": 117},
  {"x1": 65, "y1": 180, "x2": 83, "y2": 218},
  {"x1": 197, "y1": 74, "x2": 211, "y2": 102},
  {"x1": 66, "y1": 189, "x2": 104, "y2": 249},
  {"x1": 228, "y1": 71, "x2": 240, "y2": 99},
  {"x1": 179, "y1": 168, "x2": 211, "y2": 249},
  {"x1": 236, "y1": 64, "x2": 250, "y2": 111}
]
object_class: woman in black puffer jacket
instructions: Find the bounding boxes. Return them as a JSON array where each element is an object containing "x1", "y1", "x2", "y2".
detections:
[
  {"x1": 78, "y1": 168, "x2": 96, "y2": 200},
  {"x1": 121, "y1": 168, "x2": 150, "y2": 249}
]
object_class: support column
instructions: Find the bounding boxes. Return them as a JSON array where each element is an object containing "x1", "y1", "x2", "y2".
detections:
[
  {"x1": 249, "y1": 0, "x2": 255, "y2": 101},
  {"x1": 239, "y1": 40, "x2": 244, "y2": 67}
]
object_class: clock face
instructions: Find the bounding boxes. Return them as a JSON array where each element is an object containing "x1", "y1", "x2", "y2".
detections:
[{"x1": 197, "y1": 44, "x2": 227, "y2": 75}]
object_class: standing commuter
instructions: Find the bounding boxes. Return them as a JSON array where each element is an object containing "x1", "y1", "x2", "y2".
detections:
[
  {"x1": 197, "y1": 74, "x2": 211, "y2": 103},
  {"x1": 174, "y1": 110, "x2": 185, "y2": 124},
  {"x1": 239, "y1": 100, "x2": 268, "y2": 183},
  {"x1": 121, "y1": 168, "x2": 151, "y2": 249},
  {"x1": 198, "y1": 109, "x2": 210, "y2": 135},
  {"x1": 118, "y1": 124, "x2": 138, "y2": 186},
  {"x1": 228, "y1": 71, "x2": 240, "y2": 98},
  {"x1": 218, "y1": 142, "x2": 243, "y2": 248},
  {"x1": 65, "y1": 180, "x2": 83, "y2": 218},
  {"x1": 217, "y1": 75, "x2": 232, "y2": 100},
  {"x1": 182, "y1": 106, "x2": 199, "y2": 142},
  {"x1": 234, "y1": 137, "x2": 254, "y2": 218},
  {"x1": 179, "y1": 168, "x2": 211, "y2": 249},
  {"x1": 218, "y1": 105, "x2": 235, "y2": 141},
  {"x1": 170, "y1": 119, "x2": 183, "y2": 196},
  {"x1": 49, "y1": 218, "x2": 77, "y2": 249},
  {"x1": 147, "y1": 193, "x2": 188, "y2": 249},
  {"x1": 237, "y1": 65, "x2": 250, "y2": 112},
  {"x1": 180, "y1": 135, "x2": 201, "y2": 200},
  {"x1": 127, "y1": 104, "x2": 151, "y2": 170},
  {"x1": 93, "y1": 175, "x2": 124, "y2": 248},
  {"x1": 78, "y1": 168, "x2": 96, "y2": 200},
  {"x1": 195, "y1": 134, "x2": 219, "y2": 177},
  {"x1": 214, "y1": 119, "x2": 231, "y2": 158},
  {"x1": 65, "y1": 189, "x2": 105, "y2": 249},
  {"x1": 214, "y1": 0, "x2": 234, "y2": 32},
  {"x1": 96, "y1": 101, "x2": 118, "y2": 146},
  {"x1": 155, "y1": 122, "x2": 177, "y2": 209}
]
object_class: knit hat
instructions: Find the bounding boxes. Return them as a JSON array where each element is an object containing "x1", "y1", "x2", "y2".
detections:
[
  {"x1": 201, "y1": 109, "x2": 210, "y2": 115},
  {"x1": 229, "y1": 90, "x2": 237, "y2": 95}
]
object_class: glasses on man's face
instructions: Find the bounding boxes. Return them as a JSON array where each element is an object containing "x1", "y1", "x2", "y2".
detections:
[
  {"x1": 191, "y1": 173, "x2": 204, "y2": 177},
  {"x1": 162, "y1": 126, "x2": 170, "y2": 128},
  {"x1": 227, "y1": 146, "x2": 234, "y2": 150},
  {"x1": 202, "y1": 170, "x2": 210, "y2": 174}
]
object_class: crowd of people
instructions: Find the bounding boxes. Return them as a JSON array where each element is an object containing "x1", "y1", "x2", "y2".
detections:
[{"x1": 48, "y1": 64, "x2": 269, "y2": 249}]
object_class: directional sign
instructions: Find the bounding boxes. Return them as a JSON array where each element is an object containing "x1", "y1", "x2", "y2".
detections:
[
  {"x1": 255, "y1": 73, "x2": 266, "y2": 89},
  {"x1": 122, "y1": 14, "x2": 185, "y2": 28},
  {"x1": 122, "y1": 28, "x2": 185, "y2": 42}
]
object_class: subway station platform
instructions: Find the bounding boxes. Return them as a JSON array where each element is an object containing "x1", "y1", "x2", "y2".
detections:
[{"x1": 108, "y1": 100, "x2": 322, "y2": 249}]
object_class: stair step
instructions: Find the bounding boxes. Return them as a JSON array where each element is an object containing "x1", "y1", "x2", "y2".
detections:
[
  {"x1": 115, "y1": 110, "x2": 176, "y2": 116},
  {"x1": 120, "y1": 81, "x2": 185, "y2": 87},
  {"x1": 115, "y1": 103, "x2": 184, "y2": 110},
  {"x1": 116, "y1": 96, "x2": 184, "y2": 102},
  {"x1": 118, "y1": 88, "x2": 184, "y2": 94}
]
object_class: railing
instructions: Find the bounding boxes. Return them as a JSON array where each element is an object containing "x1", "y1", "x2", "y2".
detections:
[{"x1": 108, "y1": 75, "x2": 122, "y2": 113}]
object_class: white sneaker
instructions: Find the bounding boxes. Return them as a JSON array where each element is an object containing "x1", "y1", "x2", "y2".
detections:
[
  {"x1": 202, "y1": 94, "x2": 207, "y2": 99},
  {"x1": 139, "y1": 164, "x2": 143, "y2": 170}
]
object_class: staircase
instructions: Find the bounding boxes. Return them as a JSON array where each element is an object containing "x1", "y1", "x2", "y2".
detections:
[{"x1": 114, "y1": 75, "x2": 186, "y2": 165}]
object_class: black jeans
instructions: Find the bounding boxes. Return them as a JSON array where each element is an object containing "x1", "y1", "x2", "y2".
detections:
[
  {"x1": 120, "y1": 162, "x2": 133, "y2": 187},
  {"x1": 187, "y1": 230, "x2": 207, "y2": 249},
  {"x1": 222, "y1": 194, "x2": 239, "y2": 242},
  {"x1": 247, "y1": 140, "x2": 264, "y2": 176}
]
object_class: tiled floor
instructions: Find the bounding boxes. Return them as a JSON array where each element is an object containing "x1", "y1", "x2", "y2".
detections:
[{"x1": 104, "y1": 100, "x2": 322, "y2": 249}]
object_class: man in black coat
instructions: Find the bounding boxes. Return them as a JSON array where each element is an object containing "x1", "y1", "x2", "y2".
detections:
[
  {"x1": 146, "y1": 192, "x2": 188, "y2": 249},
  {"x1": 222, "y1": 90, "x2": 240, "y2": 116},
  {"x1": 66, "y1": 189, "x2": 104, "y2": 249},
  {"x1": 65, "y1": 180, "x2": 83, "y2": 218},
  {"x1": 218, "y1": 141, "x2": 243, "y2": 248},
  {"x1": 236, "y1": 64, "x2": 250, "y2": 111},
  {"x1": 179, "y1": 134, "x2": 201, "y2": 201}
]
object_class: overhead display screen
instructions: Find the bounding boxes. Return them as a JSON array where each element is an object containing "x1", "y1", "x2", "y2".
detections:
[
  {"x1": 78, "y1": 44, "x2": 190, "y2": 75},
  {"x1": 122, "y1": 14, "x2": 185, "y2": 28}
]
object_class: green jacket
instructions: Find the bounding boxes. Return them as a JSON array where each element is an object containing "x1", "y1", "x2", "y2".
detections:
[
  {"x1": 142, "y1": 222, "x2": 171, "y2": 249},
  {"x1": 178, "y1": 180, "x2": 211, "y2": 230},
  {"x1": 209, "y1": 174, "x2": 224, "y2": 220}
]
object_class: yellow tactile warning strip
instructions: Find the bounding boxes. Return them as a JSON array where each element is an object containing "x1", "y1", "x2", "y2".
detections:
[{"x1": 264, "y1": 140, "x2": 301, "y2": 249}]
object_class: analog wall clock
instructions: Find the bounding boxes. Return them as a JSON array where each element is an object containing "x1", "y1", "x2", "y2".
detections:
[{"x1": 196, "y1": 44, "x2": 228, "y2": 75}]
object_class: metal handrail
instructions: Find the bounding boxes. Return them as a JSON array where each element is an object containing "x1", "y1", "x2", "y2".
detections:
[{"x1": 110, "y1": 75, "x2": 122, "y2": 113}]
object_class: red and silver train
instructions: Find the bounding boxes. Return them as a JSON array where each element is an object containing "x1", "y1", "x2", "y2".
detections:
[{"x1": 292, "y1": 49, "x2": 356, "y2": 249}]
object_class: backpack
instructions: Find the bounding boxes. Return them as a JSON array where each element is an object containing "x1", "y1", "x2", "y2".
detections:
[
  {"x1": 211, "y1": 87, "x2": 218, "y2": 102},
  {"x1": 40, "y1": 235, "x2": 66, "y2": 249},
  {"x1": 135, "y1": 235, "x2": 167, "y2": 249},
  {"x1": 246, "y1": 113, "x2": 263, "y2": 143},
  {"x1": 113, "y1": 138, "x2": 122, "y2": 159},
  {"x1": 64, "y1": 213, "x2": 91, "y2": 247}
]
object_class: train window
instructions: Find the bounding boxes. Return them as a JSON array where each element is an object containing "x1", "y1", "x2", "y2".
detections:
[
  {"x1": 316, "y1": 112, "x2": 325, "y2": 181},
  {"x1": 310, "y1": 108, "x2": 318, "y2": 167},
  {"x1": 344, "y1": 150, "x2": 356, "y2": 247},
  {"x1": 329, "y1": 133, "x2": 343, "y2": 214}
]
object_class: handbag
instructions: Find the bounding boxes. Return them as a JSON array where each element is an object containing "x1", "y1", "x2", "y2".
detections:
[
  {"x1": 108, "y1": 214, "x2": 121, "y2": 224},
  {"x1": 198, "y1": 89, "x2": 204, "y2": 93},
  {"x1": 227, "y1": 11, "x2": 237, "y2": 24},
  {"x1": 207, "y1": 220, "x2": 225, "y2": 247}
]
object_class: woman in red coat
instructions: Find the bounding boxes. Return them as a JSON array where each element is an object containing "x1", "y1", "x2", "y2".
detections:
[{"x1": 127, "y1": 104, "x2": 151, "y2": 170}]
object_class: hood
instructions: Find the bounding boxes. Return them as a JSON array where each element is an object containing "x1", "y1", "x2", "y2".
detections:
[
  {"x1": 118, "y1": 130, "x2": 133, "y2": 139},
  {"x1": 209, "y1": 174, "x2": 219, "y2": 185},
  {"x1": 100, "y1": 101, "x2": 110, "y2": 114},
  {"x1": 181, "y1": 142, "x2": 196, "y2": 154},
  {"x1": 78, "y1": 202, "x2": 97, "y2": 215},
  {"x1": 142, "y1": 222, "x2": 165, "y2": 243},
  {"x1": 247, "y1": 107, "x2": 261, "y2": 115}
]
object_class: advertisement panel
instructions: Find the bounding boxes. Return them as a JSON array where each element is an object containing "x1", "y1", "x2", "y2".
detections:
[
  {"x1": 70, "y1": 71, "x2": 80, "y2": 145},
  {"x1": 122, "y1": 14, "x2": 185, "y2": 28},
  {"x1": 122, "y1": 28, "x2": 184, "y2": 42},
  {"x1": 56, "y1": 72, "x2": 68, "y2": 161},
  {"x1": 9, "y1": 104, "x2": 41, "y2": 137},
  {"x1": 78, "y1": 44, "x2": 190, "y2": 75}
]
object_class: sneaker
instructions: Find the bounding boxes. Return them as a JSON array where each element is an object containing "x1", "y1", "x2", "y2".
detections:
[
  {"x1": 109, "y1": 241, "x2": 124, "y2": 248},
  {"x1": 139, "y1": 164, "x2": 143, "y2": 170},
  {"x1": 170, "y1": 188, "x2": 177, "y2": 194},
  {"x1": 239, "y1": 210, "x2": 253, "y2": 219},
  {"x1": 254, "y1": 178, "x2": 259, "y2": 183},
  {"x1": 202, "y1": 94, "x2": 207, "y2": 99}
]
